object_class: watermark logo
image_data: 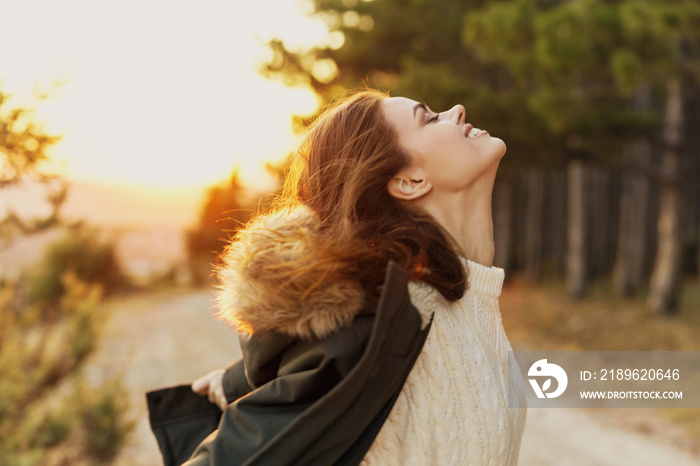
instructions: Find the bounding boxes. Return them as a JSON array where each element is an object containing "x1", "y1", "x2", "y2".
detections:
[
  {"x1": 528, "y1": 359, "x2": 568, "y2": 399},
  {"x1": 510, "y1": 351, "x2": 698, "y2": 408}
]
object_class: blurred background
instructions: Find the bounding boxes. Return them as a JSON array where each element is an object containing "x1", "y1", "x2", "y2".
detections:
[{"x1": 1, "y1": 0, "x2": 699, "y2": 464}]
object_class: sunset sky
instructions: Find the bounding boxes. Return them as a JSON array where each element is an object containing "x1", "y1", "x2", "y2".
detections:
[{"x1": 1, "y1": 0, "x2": 329, "y2": 191}]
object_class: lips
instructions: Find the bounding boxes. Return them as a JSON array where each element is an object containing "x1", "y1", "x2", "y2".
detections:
[
  {"x1": 464, "y1": 123, "x2": 485, "y2": 139},
  {"x1": 463, "y1": 123, "x2": 473, "y2": 137}
]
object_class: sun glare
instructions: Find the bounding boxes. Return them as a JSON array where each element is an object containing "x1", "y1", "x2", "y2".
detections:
[{"x1": 1, "y1": 0, "x2": 327, "y2": 191}]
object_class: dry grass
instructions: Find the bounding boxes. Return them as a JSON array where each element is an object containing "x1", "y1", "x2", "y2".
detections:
[{"x1": 500, "y1": 275, "x2": 700, "y2": 454}]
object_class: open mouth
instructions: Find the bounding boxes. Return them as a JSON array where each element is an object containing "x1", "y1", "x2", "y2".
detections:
[{"x1": 464, "y1": 123, "x2": 485, "y2": 139}]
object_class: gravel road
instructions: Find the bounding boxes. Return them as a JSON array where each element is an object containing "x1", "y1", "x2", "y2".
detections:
[
  {"x1": 84, "y1": 289, "x2": 700, "y2": 465},
  {"x1": 84, "y1": 289, "x2": 242, "y2": 465}
]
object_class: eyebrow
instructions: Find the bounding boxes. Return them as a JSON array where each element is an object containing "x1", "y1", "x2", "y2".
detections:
[{"x1": 413, "y1": 102, "x2": 428, "y2": 119}]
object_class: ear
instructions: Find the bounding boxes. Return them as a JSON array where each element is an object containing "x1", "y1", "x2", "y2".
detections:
[{"x1": 387, "y1": 168, "x2": 432, "y2": 201}]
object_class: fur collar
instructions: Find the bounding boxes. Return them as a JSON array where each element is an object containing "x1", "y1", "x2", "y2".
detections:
[{"x1": 215, "y1": 206, "x2": 437, "y2": 339}]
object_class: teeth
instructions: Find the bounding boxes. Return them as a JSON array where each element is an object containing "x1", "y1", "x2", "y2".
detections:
[{"x1": 468, "y1": 127, "x2": 481, "y2": 139}]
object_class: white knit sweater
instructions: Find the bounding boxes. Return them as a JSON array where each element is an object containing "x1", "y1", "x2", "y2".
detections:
[{"x1": 362, "y1": 259, "x2": 527, "y2": 465}]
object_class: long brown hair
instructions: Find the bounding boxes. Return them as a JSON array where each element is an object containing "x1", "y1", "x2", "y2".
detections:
[{"x1": 265, "y1": 89, "x2": 466, "y2": 301}]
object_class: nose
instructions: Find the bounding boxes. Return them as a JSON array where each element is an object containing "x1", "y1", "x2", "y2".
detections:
[{"x1": 445, "y1": 104, "x2": 465, "y2": 125}]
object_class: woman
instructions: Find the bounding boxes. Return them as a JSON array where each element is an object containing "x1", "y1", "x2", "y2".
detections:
[{"x1": 178, "y1": 89, "x2": 526, "y2": 464}]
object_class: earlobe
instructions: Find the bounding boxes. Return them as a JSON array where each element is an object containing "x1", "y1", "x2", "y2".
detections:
[{"x1": 387, "y1": 176, "x2": 432, "y2": 200}]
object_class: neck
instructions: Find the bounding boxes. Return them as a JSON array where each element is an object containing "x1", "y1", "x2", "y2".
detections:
[{"x1": 418, "y1": 175, "x2": 497, "y2": 267}]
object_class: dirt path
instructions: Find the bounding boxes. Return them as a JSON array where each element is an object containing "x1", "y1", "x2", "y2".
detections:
[
  {"x1": 85, "y1": 289, "x2": 700, "y2": 465},
  {"x1": 519, "y1": 408, "x2": 699, "y2": 465},
  {"x1": 83, "y1": 288, "x2": 241, "y2": 465}
]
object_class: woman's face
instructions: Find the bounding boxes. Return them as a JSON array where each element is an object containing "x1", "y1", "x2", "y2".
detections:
[{"x1": 381, "y1": 97, "x2": 506, "y2": 194}]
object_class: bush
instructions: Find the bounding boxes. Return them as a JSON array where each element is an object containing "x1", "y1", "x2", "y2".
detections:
[
  {"x1": 0, "y1": 272, "x2": 131, "y2": 464},
  {"x1": 3, "y1": 375, "x2": 135, "y2": 466},
  {"x1": 27, "y1": 227, "x2": 128, "y2": 306},
  {"x1": 186, "y1": 173, "x2": 255, "y2": 285},
  {"x1": 0, "y1": 274, "x2": 101, "y2": 422},
  {"x1": 27, "y1": 405, "x2": 72, "y2": 449},
  {"x1": 73, "y1": 376, "x2": 136, "y2": 461}
]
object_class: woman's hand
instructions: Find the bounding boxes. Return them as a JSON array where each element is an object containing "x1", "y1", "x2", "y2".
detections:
[{"x1": 192, "y1": 368, "x2": 228, "y2": 411}]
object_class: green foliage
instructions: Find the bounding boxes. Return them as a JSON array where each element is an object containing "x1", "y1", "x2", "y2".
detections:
[
  {"x1": 463, "y1": 0, "x2": 538, "y2": 72},
  {"x1": 3, "y1": 375, "x2": 135, "y2": 465},
  {"x1": 27, "y1": 227, "x2": 127, "y2": 306},
  {"x1": 186, "y1": 172, "x2": 255, "y2": 284},
  {"x1": 0, "y1": 90, "x2": 59, "y2": 182},
  {"x1": 26, "y1": 404, "x2": 73, "y2": 450},
  {"x1": 0, "y1": 275, "x2": 100, "y2": 453},
  {"x1": 467, "y1": 0, "x2": 662, "y2": 160},
  {"x1": 263, "y1": 0, "x2": 569, "y2": 168},
  {"x1": 262, "y1": 0, "x2": 700, "y2": 168},
  {"x1": 0, "y1": 271, "x2": 133, "y2": 464},
  {"x1": 0, "y1": 274, "x2": 104, "y2": 423},
  {"x1": 611, "y1": 48, "x2": 644, "y2": 96},
  {"x1": 0, "y1": 84, "x2": 133, "y2": 464},
  {"x1": 0, "y1": 89, "x2": 67, "y2": 242},
  {"x1": 61, "y1": 272, "x2": 104, "y2": 363},
  {"x1": 72, "y1": 377, "x2": 135, "y2": 461}
]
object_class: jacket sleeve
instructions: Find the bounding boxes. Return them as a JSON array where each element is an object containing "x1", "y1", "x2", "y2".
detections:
[
  {"x1": 146, "y1": 385, "x2": 223, "y2": 466},
  {"x1": 145, "y1": 359, "x2": 251, "y2": 466},
  {"x1": 221, "y1": 358, "x2": 253, "y2": 403}
]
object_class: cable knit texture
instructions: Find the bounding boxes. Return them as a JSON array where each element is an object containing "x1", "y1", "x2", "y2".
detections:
[{"x1": 362, "y1": 259, "x2": 527, "y2": 465}]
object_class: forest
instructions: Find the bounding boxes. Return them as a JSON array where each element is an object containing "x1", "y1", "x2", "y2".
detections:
[{"x1": 253, "y1": 0, "x2": 700, "y2": 314}]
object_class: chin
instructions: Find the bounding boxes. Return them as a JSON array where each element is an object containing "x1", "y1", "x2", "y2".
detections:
[{"x1": 489, "y1": 136, "x2": 507, "y2": 158}]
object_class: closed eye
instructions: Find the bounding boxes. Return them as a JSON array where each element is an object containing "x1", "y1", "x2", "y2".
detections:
[{"x1": 427, "y1": 114, "x2": 440, "y2": 124}]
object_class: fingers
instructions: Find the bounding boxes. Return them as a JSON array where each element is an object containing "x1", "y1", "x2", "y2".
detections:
[
  {"x1": 216, "y1": 391, "x2": 228, "y2": 411},
  {"x1": 207, "y1": 383, "x2": 228, "y2": 411},
  {"x1": 191, "y1": 373, "x2": 212, "y2": 394},
  {"x1": 192, "y1": 369, "x2": 228, "y2": 410}
]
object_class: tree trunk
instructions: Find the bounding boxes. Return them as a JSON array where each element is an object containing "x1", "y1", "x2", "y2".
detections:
[
  {"x1": 648, "y1": 78, "x2": 684, "y2": 314},
  {"x1": 493, "y1": 182, "x2": 513, "y2": 271},
  {"x1": 614, "y1": 139, "x2": 652, "y2": 296},
  {"x1": 547, "y1": 169, "x2": 568, "y2": 275},
  {"x1": 587, "y1": 165, "x2": 614, "y2": 278},
  {"x1": 524, "y1": 168, "x2": 545, "y2": 282},
  {"x1": 679, "y1": 79, "x2": 700, "y2": 279},
  {"x1": 567, "y1": 160, "x2": 588, "y2": 299}
]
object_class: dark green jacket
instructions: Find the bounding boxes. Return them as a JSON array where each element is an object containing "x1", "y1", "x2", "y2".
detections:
[{"x1": 147, "y1": 261, "x2": 431, "y2": 466}]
